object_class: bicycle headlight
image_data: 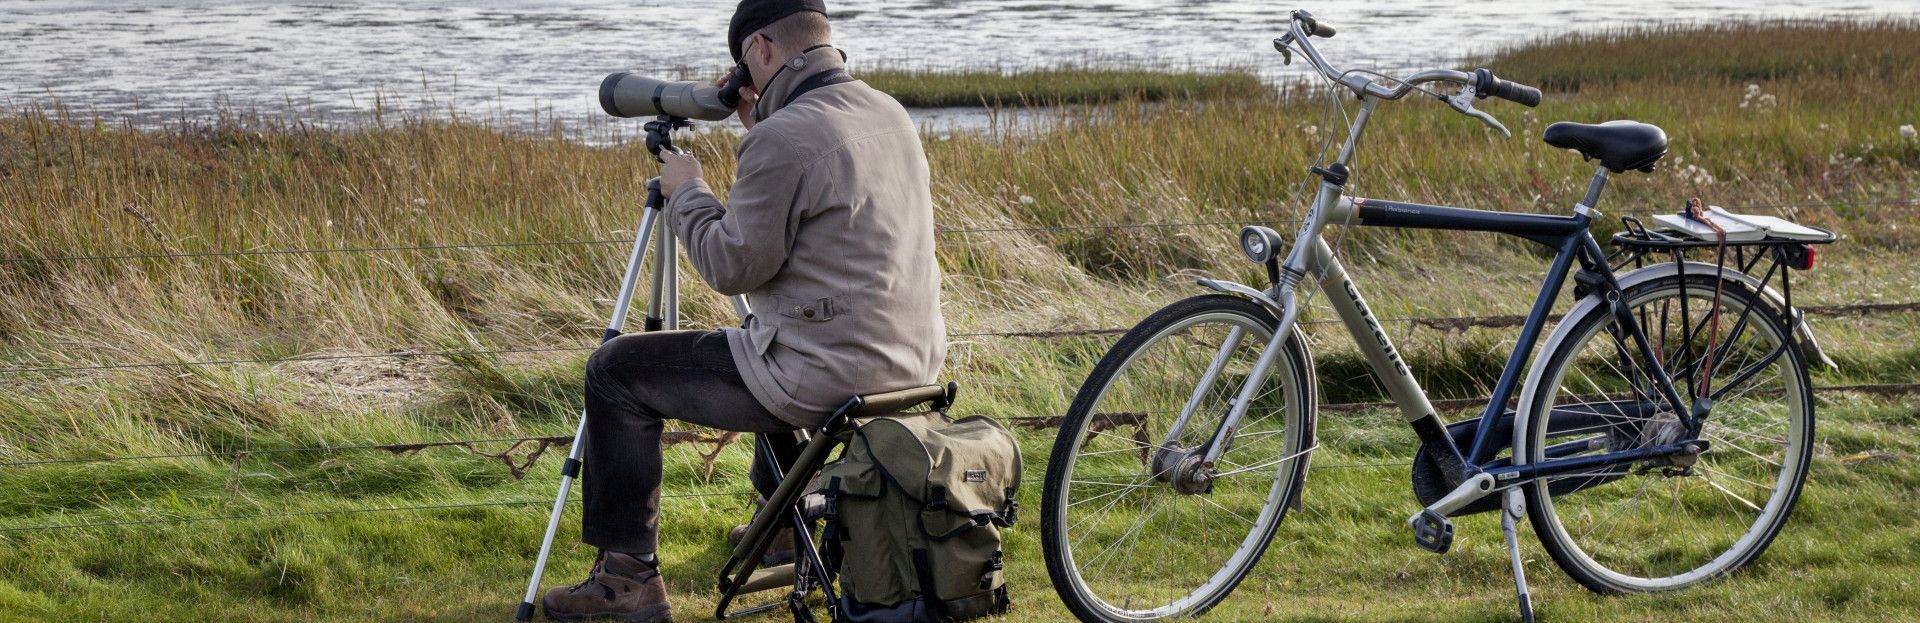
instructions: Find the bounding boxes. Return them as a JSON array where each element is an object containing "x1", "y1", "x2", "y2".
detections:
[{"x1": 1239, "y1": 226, "x2": 1284, "y2": 265}]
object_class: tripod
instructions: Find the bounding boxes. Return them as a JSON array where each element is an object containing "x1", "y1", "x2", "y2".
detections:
[{"x1": 515, "y1": 116, "x2": 752, "y2": 621}]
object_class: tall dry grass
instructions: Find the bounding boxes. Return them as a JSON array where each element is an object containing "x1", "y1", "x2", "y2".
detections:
[{"x1": 0, "y1": 19, "x2": 1917, "y2": 461}]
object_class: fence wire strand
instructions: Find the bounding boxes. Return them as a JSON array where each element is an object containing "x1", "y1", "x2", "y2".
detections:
[
  {"x1": 0, "y1": 198, "x2": 1910, "y2": 265},
  {"x1": 0, "y1": 491, "x2": 755, "y2": 535},
  {"x1": 5, "y1": 300, "x2": 1914, "y2": 375},
  {"x1": 4, "y1": 380, "x2": 1916, "y2": 532}
]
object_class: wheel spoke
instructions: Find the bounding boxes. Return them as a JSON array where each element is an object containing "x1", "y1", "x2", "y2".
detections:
[{"x1": 1699, "y1": 474, "x2": 1766, "y2": 513}]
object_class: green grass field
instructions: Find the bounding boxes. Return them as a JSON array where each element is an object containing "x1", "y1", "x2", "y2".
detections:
[{"x1": 2, "y1": 19, "x2": 1919, "y2": 623}]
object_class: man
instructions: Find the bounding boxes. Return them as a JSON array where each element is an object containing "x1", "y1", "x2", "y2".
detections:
[{"x1": 540, "y1": 1, "x2": 945, "y2": 621}]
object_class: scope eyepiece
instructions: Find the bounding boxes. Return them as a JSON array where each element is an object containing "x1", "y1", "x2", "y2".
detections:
[{"x1": 716, "y1": 64, "x2": 751, "y2": 109}]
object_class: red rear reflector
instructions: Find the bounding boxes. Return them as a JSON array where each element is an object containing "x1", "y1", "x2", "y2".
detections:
[{"x1": 1804, "y1": 247, "x2": 1817, "y2": 270}]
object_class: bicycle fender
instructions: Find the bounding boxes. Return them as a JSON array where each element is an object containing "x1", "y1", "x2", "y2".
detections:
[
  {"x1": 1190, "y1": 279, "x2": 1318, "y2": 512},
  {"x1": 1195, "y1": 278, "x2": 1287, "y2": 320}
]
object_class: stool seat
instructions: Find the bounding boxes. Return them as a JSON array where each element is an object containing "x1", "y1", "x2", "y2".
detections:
[{"x1": 847, "y1": 382, "x2": 955, "y2": 417}]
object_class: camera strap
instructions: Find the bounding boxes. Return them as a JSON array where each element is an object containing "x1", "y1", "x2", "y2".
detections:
[{"x1": 782, "y1": 67, "x2": 854, "y2": 109}]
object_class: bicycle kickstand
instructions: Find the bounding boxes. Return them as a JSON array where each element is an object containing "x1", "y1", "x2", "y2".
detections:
[{"x1": 1499, "y1": 487, "x2": 1536, "y2": 623}]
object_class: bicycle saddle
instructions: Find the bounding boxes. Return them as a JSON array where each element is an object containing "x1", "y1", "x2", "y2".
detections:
[{"x1": 1542, "y1": 120, "x2": 1668, "y2": 173}]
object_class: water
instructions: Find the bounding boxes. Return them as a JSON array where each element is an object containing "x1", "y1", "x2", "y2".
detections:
[{"x1": 3, "y1": 0, "x2": 1914, "y2": 134}]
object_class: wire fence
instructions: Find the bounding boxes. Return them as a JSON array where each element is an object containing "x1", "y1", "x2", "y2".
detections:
[
  {"x1": 9, "y1": 378, "x2": 1917, "y2": 533},
  {"x1": 0, "y1": 198, "x2": 1911, "y2": 266},
  {"x1": 2, "y1": 300, "x2": 1914, "y2": 376},
  {"x1": 2, "y1": 196, "x2": 1917, "y2": 534}
]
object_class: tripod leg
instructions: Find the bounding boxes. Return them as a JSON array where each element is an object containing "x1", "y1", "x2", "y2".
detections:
[
  {"x1": 662, "y1": 220, "x2": 680, "y2": 330},
  {"x1": 516, "y1": 194, "x2": 664, "y2": 620},
  {"x1": 645, "y1": 245, "x2": 669, "y2": 333},
  {"x1": 730, "y1": 295, "x2": 752, "y2": 323}
]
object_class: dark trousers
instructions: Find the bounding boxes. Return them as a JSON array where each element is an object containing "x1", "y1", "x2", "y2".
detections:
[{"x1": 580, "y1": 330, "x2": 802, "y2": 554}]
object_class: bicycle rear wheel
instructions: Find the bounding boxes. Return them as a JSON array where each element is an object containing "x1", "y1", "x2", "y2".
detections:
[
  {"x1": 1041, "y1": 295, "x2": 1316, "y2": 622},
  {"x1": 1522, "y1": 273, "x2": 1813, "y2": 593}
]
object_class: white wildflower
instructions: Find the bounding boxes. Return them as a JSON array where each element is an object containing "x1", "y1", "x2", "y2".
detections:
[
  {"x1": 1901, "y1": 124, "x2": 1917, "y2": 140},
  {"x1": 1740, "y1": 84, "x2": 1776, "y2": 111},
  {"x1": 1018, "y1": 195, "x2": 1036, "y2": 205},
  {"x1": 1679, "y1": 164, "x2": 1715, "y2": 186},
  {"x1": 413, "y1": 197, "x2": 429, "y2": 206}
]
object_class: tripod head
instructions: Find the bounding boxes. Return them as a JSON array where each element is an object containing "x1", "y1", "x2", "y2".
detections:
[{"x1": 644, "y1": 115, "x2": 692, "y2": 162}]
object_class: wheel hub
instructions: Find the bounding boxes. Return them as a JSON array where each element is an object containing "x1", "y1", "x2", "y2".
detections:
[
  {"x1": 1630, "y1": 410, "x2": 1704, "y2": 476},
  {"x1": 1151, "y1": 446, "x2": 1215, "y2": 495}
]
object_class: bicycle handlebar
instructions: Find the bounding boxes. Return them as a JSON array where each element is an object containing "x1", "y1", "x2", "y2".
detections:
[{"x1": 1281, "y1": 10, "x2": 1542, "y2": 108}]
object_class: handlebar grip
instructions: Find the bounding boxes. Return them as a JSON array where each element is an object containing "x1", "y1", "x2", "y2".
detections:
[
  {"x1": 1298, "y1": 15, "x2": 1336, "y2": 38},
  {"x1": 1474, "y1": 68, "x2": 1541, "y2": 107}
]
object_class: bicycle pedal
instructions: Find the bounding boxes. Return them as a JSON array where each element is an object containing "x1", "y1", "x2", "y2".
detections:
[{"x1": 1409, "y1": 509, "x2": 1455, "y2": 554}]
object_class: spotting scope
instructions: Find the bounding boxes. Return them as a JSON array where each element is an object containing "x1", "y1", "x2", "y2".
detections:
[{"x1": 599, "y1": 71, "x2": 744, "y2": 121}]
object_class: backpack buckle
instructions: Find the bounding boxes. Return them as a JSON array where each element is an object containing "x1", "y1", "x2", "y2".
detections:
[{"x1": 979, "y1": 550, "x2": 1005, "y2": 590}]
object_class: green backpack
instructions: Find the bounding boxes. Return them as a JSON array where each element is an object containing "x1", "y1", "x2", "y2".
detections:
[{"x1": 816, "y1": 410, "x2": 1022, "y2": 622}]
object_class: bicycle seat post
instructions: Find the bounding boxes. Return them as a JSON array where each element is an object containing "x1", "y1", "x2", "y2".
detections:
[{"x1": 1577, "y1": 167, "x2": 1610, "y2": 216}]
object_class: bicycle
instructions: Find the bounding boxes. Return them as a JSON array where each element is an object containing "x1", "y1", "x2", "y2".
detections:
[{"x1": 1038, "y1": 10, "x2": 1835, "y2": 622}]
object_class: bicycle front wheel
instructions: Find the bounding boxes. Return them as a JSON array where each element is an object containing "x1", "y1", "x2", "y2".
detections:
[
  {"x1": 1041, "y1": 294, "x2": 1316, "y2": 622},
  {"x1": 1522, "y1": 272, "x2": 1814, "y2": 594}
]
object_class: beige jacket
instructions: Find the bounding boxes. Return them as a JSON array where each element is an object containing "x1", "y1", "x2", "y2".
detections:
[{"x1": 666, "y1": 47, "x2": 945, "y2": 427}]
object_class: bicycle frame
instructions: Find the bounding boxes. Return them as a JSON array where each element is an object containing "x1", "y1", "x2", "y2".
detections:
[{"x1": 1181, "y1": 93, "x2": 1704, "y2": 509}]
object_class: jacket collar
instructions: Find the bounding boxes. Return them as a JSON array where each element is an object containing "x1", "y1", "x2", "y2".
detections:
[{"x1": 756, "y1": 46, "x2": 848, "y2": 120}]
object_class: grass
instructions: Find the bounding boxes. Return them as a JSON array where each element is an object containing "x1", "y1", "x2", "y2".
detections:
[
  {"x1": 2, "y1": 17, "x2": 1920, "y2": 623},
  {"x1": 860, "y1": 64, "x2": 1268, "y2": 107}
]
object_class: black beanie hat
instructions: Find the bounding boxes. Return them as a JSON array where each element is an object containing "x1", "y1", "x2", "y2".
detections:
[{"x1": 729, "y1": 0, "x2": 828, "y2": 62}]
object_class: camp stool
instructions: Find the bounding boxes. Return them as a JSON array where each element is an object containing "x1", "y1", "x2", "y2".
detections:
[{"x1": 715, "y1": 382, "x2": 959, "y2": 622}]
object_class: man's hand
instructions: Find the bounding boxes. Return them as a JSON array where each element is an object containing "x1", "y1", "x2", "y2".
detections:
[
  {"x1": 714, "y1": 69, "x2": 760, "y2": 130},
  {"x1": 657, "y1": 149, "x2": 703, "y2": 199}
]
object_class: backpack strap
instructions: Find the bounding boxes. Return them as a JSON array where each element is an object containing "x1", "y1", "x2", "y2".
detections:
[
  {"x1": 821, "y1": 476, "x2": 846, "y2": 577},
  {"x1": 911, "y1": 548, "x2": 946, "y2": 619}
]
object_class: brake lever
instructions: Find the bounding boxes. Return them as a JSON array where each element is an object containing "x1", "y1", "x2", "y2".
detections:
[
  {"x1": 1446, "y1": 86, "x2": 1511, "y2": 139},
  {"x1": 1272, "y1": 37, "x2": 1294, "y2": 65}
]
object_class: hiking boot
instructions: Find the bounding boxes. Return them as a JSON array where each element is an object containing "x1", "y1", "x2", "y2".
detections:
[
  {"x1": 542, "y1": 551, "x2": 672, "y2": 622},
  {"x1": 728, "y1": 523, "x2": 797, "y2": 566}
]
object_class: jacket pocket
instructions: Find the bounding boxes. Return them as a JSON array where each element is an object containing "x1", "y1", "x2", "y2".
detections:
[{"x1": 748, "y1": 323, "x2": 779, "y2": 356}]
